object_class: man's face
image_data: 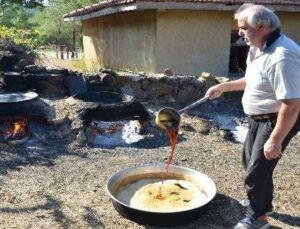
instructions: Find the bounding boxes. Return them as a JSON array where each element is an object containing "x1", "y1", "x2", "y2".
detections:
[{"x1": 238, "y1": 17, "x2": 260, "y2": 47}]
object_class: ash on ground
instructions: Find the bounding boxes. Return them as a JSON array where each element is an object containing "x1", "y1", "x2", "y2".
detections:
[
  {"x1": 92, "y1": 120, "x2": 144, "y2": 146},
  {"x1": 188, "y1": 92, "x2": 248, "y2": 143}
]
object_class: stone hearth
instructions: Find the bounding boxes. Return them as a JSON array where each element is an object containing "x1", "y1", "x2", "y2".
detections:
[{"x1": 0, "y1": 62, "x2": 223, "y2": 146}]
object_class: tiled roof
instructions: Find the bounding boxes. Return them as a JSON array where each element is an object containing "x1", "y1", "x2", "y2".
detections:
[
  {"x1": 63, "y1": 0, "x2": 300, "y2": 20},
  {"x1": 63, "y1": 0, "x2": 135, "y2": 19}
]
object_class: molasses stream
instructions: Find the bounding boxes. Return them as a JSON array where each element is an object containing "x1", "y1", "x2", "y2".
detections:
[{"x1": 155, "y1": 96, "x2": 209, "y2": 198}]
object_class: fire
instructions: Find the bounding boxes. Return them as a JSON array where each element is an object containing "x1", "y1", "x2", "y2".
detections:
[
  {"x1": 2, "y1": 118, "x2": 29, "y2": 140},
  {"x1": 90, "y1": 121, "x2": 120, "y2": 135},
  {"x1": 12, "y1": 118, "x2": 28, "y2": 137}
]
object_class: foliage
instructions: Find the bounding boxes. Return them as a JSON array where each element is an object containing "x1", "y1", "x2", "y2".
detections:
[
  {"x1": 0, "y1": 0, "x2": 102, "y2": 49},
  {"x1": 0, "y1": 0, "x2": 45, "y2": 8},
  {"x1": 34, "y1": 0, "x2": 100, "y2": 48},
  {"x1": 0, "y1": 0, "x2": 106, "y2": 74},
  {"x1": 0, "y1": 25, "x2": 40, "y2": 48},
  {"x1": 1, "y1": 4, "x2": 38, "y2": 29}
]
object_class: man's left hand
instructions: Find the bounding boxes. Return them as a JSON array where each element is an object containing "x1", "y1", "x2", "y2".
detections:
[{"x1": 264, "y1": 139, "x2": 282, "y2": 160}]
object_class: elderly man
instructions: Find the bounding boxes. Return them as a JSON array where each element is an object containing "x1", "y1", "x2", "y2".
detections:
[{"x1": 206, "y1": 3, "x2": 300, "y2": 229}]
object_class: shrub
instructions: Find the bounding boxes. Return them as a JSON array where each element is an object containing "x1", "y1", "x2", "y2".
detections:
[{"x1": 0, "y1": 25, "x2": 40, "y2": 49}]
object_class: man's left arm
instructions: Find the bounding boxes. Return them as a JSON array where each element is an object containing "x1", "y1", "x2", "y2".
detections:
[{"x1": 264, "y1": 98, "x2": 300, "y2": 160}]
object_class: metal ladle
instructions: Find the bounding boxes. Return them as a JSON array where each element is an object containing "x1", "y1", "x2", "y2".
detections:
[{"x1": 155, "y1": 96, "x2": 209, "y2": 130}]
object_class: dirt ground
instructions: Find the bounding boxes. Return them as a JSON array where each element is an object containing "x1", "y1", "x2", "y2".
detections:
[{"x1": 0, "y1": 108, "x2": 299, "y2": 229}]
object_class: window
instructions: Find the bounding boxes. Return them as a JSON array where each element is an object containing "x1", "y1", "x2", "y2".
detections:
[{"x1": 229, "y1": 30, "x2": 249, "y2": 76}]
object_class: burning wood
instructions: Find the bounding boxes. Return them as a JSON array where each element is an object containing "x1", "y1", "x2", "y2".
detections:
[
  {"x1": 87, "y1": 120, "x2": 143, "y2": 146},
  {"x1": 12, "y1": 118, "x2": 28, "y2": 137},
  {"x1": 0, "y1": 117, "x2": 29, "y2": 140},
  {"x1": 90, "y1": 121, "x2": 120, "y2": 135}
]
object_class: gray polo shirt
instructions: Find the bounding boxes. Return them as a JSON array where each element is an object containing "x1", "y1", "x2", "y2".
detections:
[{"x1": 242, "y1": 34, "x2": 300, "y2": 115}]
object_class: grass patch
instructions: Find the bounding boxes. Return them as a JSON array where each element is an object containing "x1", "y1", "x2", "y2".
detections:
[{"x1": 36, "y1": 54, "x2": 100, "y2": 74}]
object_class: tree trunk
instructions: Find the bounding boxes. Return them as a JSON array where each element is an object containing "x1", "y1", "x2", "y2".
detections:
[
  {"x1": 55, "y1": 38, "x2": 59, "y2": 59},
  {"x1": 71, "y1": 29, "x2": 76, "y2": 58},
  {"x1": 60, "y1": 44, "x2": 64, "y2": 59}
]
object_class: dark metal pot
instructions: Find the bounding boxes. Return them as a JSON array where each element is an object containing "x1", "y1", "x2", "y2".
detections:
[{"x1": 106, "y1": 164, "x2": 217, "y2": 226}]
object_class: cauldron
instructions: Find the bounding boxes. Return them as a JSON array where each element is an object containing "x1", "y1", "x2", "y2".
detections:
[{"x1": 106, "y1": 164, "x2": 217, "y2": 226}]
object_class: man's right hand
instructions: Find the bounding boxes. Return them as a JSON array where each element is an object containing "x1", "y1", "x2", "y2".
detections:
[
  {"x1": 205, "y1": 77, "x2": 246, "y2": 100},
  {"x1": 205, "y1": 84, "x2": 225, "y2": 100}
]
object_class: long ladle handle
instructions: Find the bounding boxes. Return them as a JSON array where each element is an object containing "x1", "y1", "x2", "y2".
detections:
[{"x1": 178, "y1": 96, "x2": 209, "y2": 114}]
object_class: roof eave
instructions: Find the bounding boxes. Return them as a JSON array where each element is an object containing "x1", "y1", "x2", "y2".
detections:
[
  {"x1": 64, "y1": 4, "x2": 137, "y2": 21},
  {"x1": 63, "y1": 2, "x2": 300, "y2": 21}
]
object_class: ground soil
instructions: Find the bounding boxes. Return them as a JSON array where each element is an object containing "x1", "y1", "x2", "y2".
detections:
[
  {"x1": 1, "y1": 56, "x2": 299, "y2": 228},
  {"x1": 0, "y1": 109, "x2": 299, "y2": 229}
]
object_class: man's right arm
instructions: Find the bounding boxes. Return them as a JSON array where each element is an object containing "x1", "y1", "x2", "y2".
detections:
[{"x1": 205, "y1": 77, "x2": 246, "y2": 100}]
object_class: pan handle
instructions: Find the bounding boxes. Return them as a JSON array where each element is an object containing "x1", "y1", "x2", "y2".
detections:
[{"x1": 178, "y1": 96, "x2": 209, "y2": 114}]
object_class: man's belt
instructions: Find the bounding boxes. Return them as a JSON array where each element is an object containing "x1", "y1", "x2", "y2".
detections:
[{"x1": 250, "y1": 113, "x2": 278, "y2": 120}]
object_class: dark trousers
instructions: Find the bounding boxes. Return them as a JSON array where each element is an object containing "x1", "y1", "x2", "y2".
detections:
[{"x1": 243, "y1": 113, "x2": 300, "y2": 218}]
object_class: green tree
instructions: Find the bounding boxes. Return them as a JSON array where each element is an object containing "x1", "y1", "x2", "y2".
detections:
[
  {"x1": 0, "y1": 25, "x2": 40, "y2": 48},
  {"x1": 0, "y1": 0, "x2": 44, "y2": 48},
  {"x1": 0, "y1": 0, "x2": 45, "y2": 8},
  {"x1": 0, "y1": 0, "x2": 44, "y2": 29},
  {"x1": 0, "y1": 0, "x2": 102, "y2": 52},
  {"x1": 1, "y1": 4, "x2": 38, "y2": 29},
  {"x1": 35, "y1": 0, "x2": 100, "y2": 55}
]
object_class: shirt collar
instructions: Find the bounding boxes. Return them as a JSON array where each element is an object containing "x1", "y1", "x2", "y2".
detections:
[{"x1": 264, "y1": 28, "x2": 281, "y2": 51}]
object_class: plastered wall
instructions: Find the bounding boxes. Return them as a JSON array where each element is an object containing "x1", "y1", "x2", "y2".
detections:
[
  {"x1": 155, "y1": 10, "x2": 232, "y2": 75},
  {"x1": 83, "y1": 10, "x2": 156, "y2": 72},
  {"x1": 278, "y1": 12, "x2": 300, "y2": 45},
  {"x1": 82, "y1": 10, "x2": 257, "y2": 76}
]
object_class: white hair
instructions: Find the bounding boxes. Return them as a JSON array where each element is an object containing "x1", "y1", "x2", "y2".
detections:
[{"x1": 234, "y1": 3, "x2": 280, "y2": 31}]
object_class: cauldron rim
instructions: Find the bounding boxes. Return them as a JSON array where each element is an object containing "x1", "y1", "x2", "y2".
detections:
[{"x1": 106, "y1": 164, "x2": 217, "y2": 215}]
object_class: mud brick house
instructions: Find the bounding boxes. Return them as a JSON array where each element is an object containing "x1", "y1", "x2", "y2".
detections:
[{"x1": 63, "y1": 0, "x2": 300, "y2": 76}]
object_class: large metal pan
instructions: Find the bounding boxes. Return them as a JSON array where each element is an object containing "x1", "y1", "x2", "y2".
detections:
[
  {"x1": 0, "y1": 92, "x2": 38, "y2": 103},
  {"x1": 106, "y1": 164, "x2": 217, "y2": 226}
]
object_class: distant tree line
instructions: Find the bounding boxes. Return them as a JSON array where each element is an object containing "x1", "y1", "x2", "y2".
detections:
[{"x1": 0, "y1": 0, "x2": 100, "y2": 57}]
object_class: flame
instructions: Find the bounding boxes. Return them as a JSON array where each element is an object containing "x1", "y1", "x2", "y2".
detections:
[
  {"x1": 2, "y1": 118, "x2": 29, "y2": 139},
  {"x1": 103, "y1": 124, "x2": 119, "y2": 134},
  {"x1": 12, "y1": 118, "x2": 28, "y2": 138},
  {"x1": 90, "y1": 122, "x2": 120, "y2": 135}
]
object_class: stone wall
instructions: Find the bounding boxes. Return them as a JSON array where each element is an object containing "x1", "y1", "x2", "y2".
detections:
[
  {"x1": 1, "y1": 66, "x2": 225, "y2": 106},
  {"x1": 114, "y1": 71, "x2": 223, "y2": 105}
]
